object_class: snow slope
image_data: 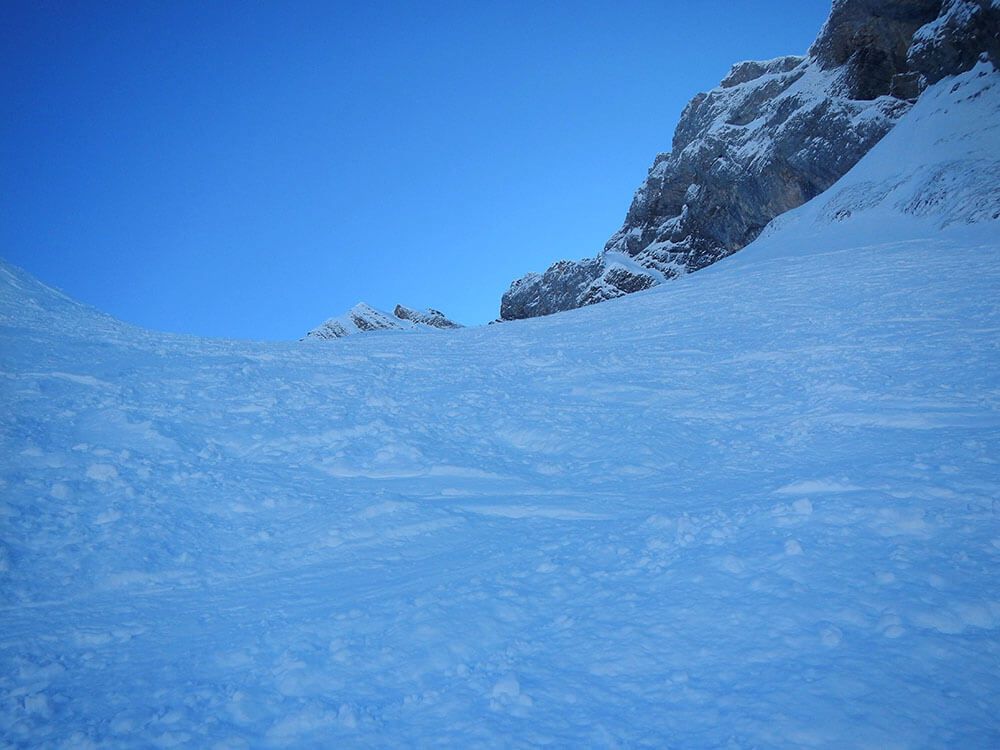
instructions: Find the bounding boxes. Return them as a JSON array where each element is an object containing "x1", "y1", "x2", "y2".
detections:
[
  {"x1": 748, "y1": 59, "x2": 1000, "y2": 257},
  {"x1": 1, "y1": 69, "x2": 999, "y2": 747}
]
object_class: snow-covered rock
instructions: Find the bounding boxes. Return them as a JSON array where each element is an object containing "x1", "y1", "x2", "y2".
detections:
[
  {"x1": 304, "y1": 302, "x2": 462, "y2": 340},
  {"x1": 752, "y1": 57, "x2": 1000, "y2": 247},
  {"x1": 908, "y1": 0, "x2": 1000, "y2": 83},
  {"x1": 500, "y1": 0, "x2": 1000, "y2": 320},
  {"x1": 392, "y1": 304, "x2": 462, "y2": 330}
]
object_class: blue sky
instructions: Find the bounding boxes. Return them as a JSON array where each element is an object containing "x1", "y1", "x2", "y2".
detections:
[{"x1": 1, "y1": 1, "x2": 831, "y2": 339}]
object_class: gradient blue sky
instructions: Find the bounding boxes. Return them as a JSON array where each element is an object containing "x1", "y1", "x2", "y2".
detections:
[{"x1": 2, "y1": 1, "x2": 831, "y2": 339}]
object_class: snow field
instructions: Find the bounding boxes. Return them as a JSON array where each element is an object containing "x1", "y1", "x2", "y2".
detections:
[{"x1": 1, "y1": 65, "x2": 998, "y2": 747}]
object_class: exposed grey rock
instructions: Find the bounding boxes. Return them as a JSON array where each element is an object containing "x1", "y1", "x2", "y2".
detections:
[
  {"x1": 305, "y1": 303, "x2": 403, "y2": 340},
  {"x1": 810, "y1": 0, "x2": 941, "y2": 98},
  {"x1": 500, "y1": 0, "x2": 999, "y2": 321},
  {"x1": 721, "y1": 56, "x2": 807, "y2": 88},
  {"x1": 500, "y1": 257, "x2": 603, "y2": 321},
  {"x1": 891, "y1": 70, "x2": 926, "y2": 98},
  {"x1": 305, "y1": 302, "x2": 462, "y2": 340},
  {"x1": 393, "y1": 304, "x2": 462, "y2": 329},
  {"x1": 907, "y1": 0, "x2": 1000, "y2": 84}
]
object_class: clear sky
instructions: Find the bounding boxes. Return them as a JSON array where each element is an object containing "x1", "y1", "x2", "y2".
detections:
[{"x1": 1, "y1": 1, "x2": 831, "y2": 340}]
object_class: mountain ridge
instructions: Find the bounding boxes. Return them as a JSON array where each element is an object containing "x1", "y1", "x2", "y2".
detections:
[{"x1": 499, "y1": 0, "x2": 999, "y2": 320}]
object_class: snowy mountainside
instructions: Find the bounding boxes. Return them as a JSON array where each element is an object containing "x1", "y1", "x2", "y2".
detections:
[
  {"x1": 501, "y1": 0, "x2": 1000, "y2": 320},
  {"x1": 745, "y1": 58, "x2": 1000, "y2": 259},
  {"x1": 2, "y1": 71, "x2": 1000, "y2": 747},
  {"x1": 304, "y1": 302, "x2": 461, "y2": 340},
  {"x1": 0, "y1": 262, "x2": 132, "y2": 341}
]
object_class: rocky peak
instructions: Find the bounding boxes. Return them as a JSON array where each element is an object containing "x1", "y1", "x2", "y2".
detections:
[
  {"x1": 304, "y1": 303, "x2": 462, "y2": 340},
  {"x1": 720, "y1": 56, "x2": 806, "y2": 88},
  {"x1": 499, "y1": 0, "x2": 1000, "y2": 322},
  {"x1": 392, "y1": 304, "x2": 462, "y2": 329}
]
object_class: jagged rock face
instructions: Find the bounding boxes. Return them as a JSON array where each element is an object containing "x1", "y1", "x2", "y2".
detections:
[
  {"x1": 810, "y1": 0, "x2": 942, "y2": 98},
  {"x1": 907, "y1": 0, "x2": 1000, "y2": 83},
  {"x1": 500, "y1": 258, "x2": 603, "y2": 321},
  {"x1": 305, "y1": 303, "x2": 404, "y2": 340},
  {"x1": 305, "y1": 303, "x2": 462, "y2": 340},
  {"x1": 393, "y1": 304, "x2": 462, "y2": 329},
  {"x1": 500, "y1": 0, "x2": 999, "y2": 321}
]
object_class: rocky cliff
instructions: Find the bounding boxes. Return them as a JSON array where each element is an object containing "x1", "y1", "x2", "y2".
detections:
[{"x1": 500, "y1": 0, "x2": 1000, "y2": 321}]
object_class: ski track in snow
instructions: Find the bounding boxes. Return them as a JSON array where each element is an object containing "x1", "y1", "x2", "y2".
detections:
[{"x1": 1, "y1": 70, "x2": 999, "y2": 747}]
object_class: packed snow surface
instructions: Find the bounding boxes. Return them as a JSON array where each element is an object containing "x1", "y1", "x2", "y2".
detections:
[{"x1": 2, "y1": 69, "x2": 999, "y2": 747}]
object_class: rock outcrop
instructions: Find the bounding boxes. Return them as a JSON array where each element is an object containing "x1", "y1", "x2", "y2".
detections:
[
  {"x1": 392, "y1": 304, "x2": 462, "y2": 329},
  {"x1": 908, "y1": 0, "x2": 1000, "y2": 83},
  {"x1": 500, "y1": 0, "x2": 1000, "y2": 321},
  {"x1": 304, "y1": 303, "x2": 462, "y2": 340}
]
